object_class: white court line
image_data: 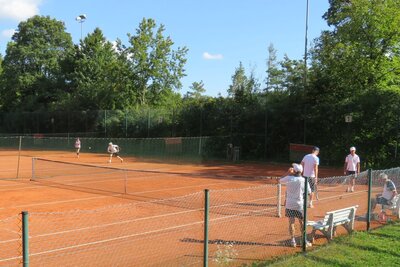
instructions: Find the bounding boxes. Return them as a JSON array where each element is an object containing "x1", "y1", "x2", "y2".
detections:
[
  {"x1": 0, "y1": 180, "x2": 257, "y2": 212},
  {"x1": 19, "y1": 206, "x2": 276, "y2": 261},
  {"x1": 38, "y1": 171, "x2": 217, "y2": 186},
  {"x1": 32, "y1": 195, "x2": 277, "y2": 238},
  {"x1": 127, "y1": 181, "x2": 232, "y2": 195},
  {"x1": 0, "y1": 194, "x2": 278, "y2": 245},
  {"x1": 0, "y1": 185, "x2": 52, "y2": 192},
  {"x1": 0, "y1": 181, "x2": 32, "y2": 188},
  {"x1": 0, "y1": 174, "x2": 221, "y2": 192},
  {"x1": 0, "y1": 194, "x2": 120, "y2": 211},
  {"x1": 45, "y1": 177, "x2": 227, "y2": 188},
  {"x1": 317, "y1": 190, "x2": 367, "y2": 202}
]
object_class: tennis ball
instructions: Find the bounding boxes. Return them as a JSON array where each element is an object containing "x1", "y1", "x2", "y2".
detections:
[{"x1": 89, "y1": 147, "x2": 91, "y2": 150}]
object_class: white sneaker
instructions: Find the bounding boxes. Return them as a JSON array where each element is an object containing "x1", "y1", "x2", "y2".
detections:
[
  {"x1": 308, "y1": 202, "x2": 314, "y2": 208},
  {"x1": 300, "y1": 240, "x2": 312, "y2": 248},
  {"x1": 108, "y1": 160, "x2": 111, "y2": 163},
  {"x1": 290, "y1": 239, "x2": 296, "y2": 247},
  {"x1": 351, "y1": 187, "x2": 354, "y2": 192}
]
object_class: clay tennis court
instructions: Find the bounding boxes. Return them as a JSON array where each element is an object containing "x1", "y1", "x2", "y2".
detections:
[{"x1": 0, "y1": 150, "x2": 381, "y2": 266}]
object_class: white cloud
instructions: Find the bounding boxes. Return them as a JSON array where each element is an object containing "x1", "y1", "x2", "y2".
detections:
[
  {"x1": 0, "y1": 0, "x2": 42, "y2": 21},
  {"x1": 203, "y1": 52, "x2": 223, "y2": 60},
  {"x1": 1, "y1": 28, "x2": 15, "y2": 39}
]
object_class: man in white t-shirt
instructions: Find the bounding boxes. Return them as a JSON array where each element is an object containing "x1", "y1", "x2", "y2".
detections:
[
  {"x1": 344, "y1": 146, "x2": 360, "y2": 192},
  {"x1": 279, "y1": 163, "x2": 312, "y2": 248},
  {"x1": 371, "y1": 173, "x2": 397, "y2": 214},
  {"x1": 301, "y1": 147, "x2": 320, "y2": 208},
  {"x1": 107, "y1": 142, "x2": 124, "y2": 163},
  {"x1": 74, "y1": 138, "x2": 81, "y2": 158}
]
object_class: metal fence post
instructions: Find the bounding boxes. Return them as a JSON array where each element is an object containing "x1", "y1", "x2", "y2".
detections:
[
  {"x1": 203, "y1": 189, "x2": 209, "y2": 267},
  {"x1": 302, "y1": 177, "x2": 309, "y2": 252},
  {"x1": 22, "y1": 211, "x2": 29, "y2": 267},
  {"x1": 277, "y1": 183, "x2": 282, "y2": 218},
  {"x1": 367, "y1": 169, "x2": 372, "y2": 231}
]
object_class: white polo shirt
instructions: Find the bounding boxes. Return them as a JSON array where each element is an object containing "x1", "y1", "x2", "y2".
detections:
[
  {"x1": 301, "y1": 153, "x2": 319, "y2": 177},
  {"x1": 280, "y1": 175, "x2": 311, "y2": 211},
  {"x1": 108, "y1": 145, "x2": 119, "y2": 153},
  {"x1": 345, "y1": 154, "x2": 360, "y2": 171}
]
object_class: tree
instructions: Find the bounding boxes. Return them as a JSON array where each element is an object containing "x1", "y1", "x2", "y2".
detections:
[
  {"x1": 64, "y1": 28, "x2": 133, "y2": 110},
  {"x1": 185, "y1": 81, "x2": 206, "y2": 99},
  {"x1": 1, "y1": 15, "x2": 74, "y2": 111},
  {"x1": 316, "y1": 0, "x2": 400, "y2": 93},
  {"x1": 0, "y1": 54, "x2": 3, "y2": 76},
  {"x1": 126, "y1": 18, "x2": 188, "y2": 106},
  {"x1": 306, "y1": 0, "x2": 400, "y2": 165},
  {"x1": 228, "y1": 62, "x2": 260, "y2": 103},
  {"x1": 265, "y1": 43, "x2": 284, "y2": 92}
]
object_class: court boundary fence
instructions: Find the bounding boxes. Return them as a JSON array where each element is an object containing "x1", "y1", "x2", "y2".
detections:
[{"x1": 4, "y1": 167, "x2": 400, "y2": 266}]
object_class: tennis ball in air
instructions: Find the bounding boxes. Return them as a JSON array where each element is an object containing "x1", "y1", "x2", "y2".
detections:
[{"x1": 89, "y1": 147, "x2": 91, "y2": 150}]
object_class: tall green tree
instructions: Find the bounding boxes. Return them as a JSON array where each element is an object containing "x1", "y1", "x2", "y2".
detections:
[
  {"x1": 307, "y1": 0, "x2": 400, "y2": 164},
  {"x1": 228, "y1": 62, "x2": 260, "y2": 103},
  {"x1": 126, "y1": 18, "x2": 188, "y2": 106},
  {"x1": 185, "y1": 81, "x2": 206, "y2": 99},
  {"x1": 313, "y1": 0, "x2": 400, "y2": 94},
  {"x1": 1, "y1": 15, "x2": 73, "y2": 111},
  {"x1": 64, "y1": 28, "x2": 133, "y2": 110},
  {"x1": 265, "y1": 43, "x2": 284, "y2": 92}
]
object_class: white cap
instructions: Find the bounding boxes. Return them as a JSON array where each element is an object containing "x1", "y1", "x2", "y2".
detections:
[
  {"x1": 350, "y1": 146, "x2": 356, "y2": 151},
  {"x1": 379, "y1": 173, "x2": 388, "y2": 179},
  {"x1": 292, "y1": 163, "x2": 303, "y2": 173},
  {"x1": 109, "y1": 142, "x2": 113, "y2": 145}
]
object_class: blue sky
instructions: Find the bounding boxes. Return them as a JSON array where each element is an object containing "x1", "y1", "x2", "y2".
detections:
[{"x1": 0, "y1": 0, "x2": 330, "y2": 96}]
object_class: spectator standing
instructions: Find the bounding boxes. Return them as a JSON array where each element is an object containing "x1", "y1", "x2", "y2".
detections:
[
  {"x1": 344, "y1": 147, "x2": 360, "y2": 192},
  {"x1": 301, "y1": 147, "x2": 320, "y2": 208}
]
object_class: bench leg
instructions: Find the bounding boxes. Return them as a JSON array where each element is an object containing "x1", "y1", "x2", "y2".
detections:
[
  {"x1": 327, "y1": 226, "x2": 334, "y2": 240},
  {"x1": 309, "y1": 229, "x2": 317, "y2": 243}
]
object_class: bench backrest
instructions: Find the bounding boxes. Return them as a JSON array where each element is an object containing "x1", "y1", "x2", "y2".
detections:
[{"x1": 321, "y1": 205, "x2": 359, "y2": 224}]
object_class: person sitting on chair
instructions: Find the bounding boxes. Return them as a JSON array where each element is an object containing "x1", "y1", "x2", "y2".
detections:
[{"x1": 371, "y1": 173, "x2": 397, "y2": 219}]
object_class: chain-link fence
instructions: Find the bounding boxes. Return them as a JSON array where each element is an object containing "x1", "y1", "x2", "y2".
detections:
[{"x1": 4, "y1": 166, "x2": 399, "y2": 266}]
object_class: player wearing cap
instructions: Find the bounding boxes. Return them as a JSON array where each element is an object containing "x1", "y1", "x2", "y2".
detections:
[
  {"x1": 279, "y1": 163, "x2": 312, "y2": 248},
  {"x1": 371, "y1": 173, "x2": 397, "y2": 219},
  {"x1": 344, "y1": 146, "x2": 360, "y2": 192},
  {"x1": 301, "y1": 146, "x2": 320, "y2": 208},
  {"x1": 107, "y1": 142, "x2": 123, "y2": 163}
]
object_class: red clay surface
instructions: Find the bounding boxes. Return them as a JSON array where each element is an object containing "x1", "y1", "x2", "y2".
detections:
[{"x1": 0, "y1": 150, "x2": 384, "y2": 266}]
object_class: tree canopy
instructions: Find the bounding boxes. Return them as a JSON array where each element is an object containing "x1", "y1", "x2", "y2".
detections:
[{"x1": 0, "y1": 1, "x2": 400, "y2": 167}]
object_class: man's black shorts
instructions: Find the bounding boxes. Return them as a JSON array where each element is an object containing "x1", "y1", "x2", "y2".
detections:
[
  {"x1": 304, "y1": 177, "x2": 316, "y2": 192},
  {"x1": 346, "y1": 171, "x2": 356, "y2": 176},
  {"x1": 285, "y1": 208, "x2": 303, "y2": 219}
]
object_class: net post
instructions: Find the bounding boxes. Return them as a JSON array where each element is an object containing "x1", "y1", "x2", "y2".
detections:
[
  {"x1": 16, "y1": 136, "x2": 22, "y2": 179},
  {"x1": 31, "y1": 158, "x2": 36, "y2": 180},
  {"x1": 203, "y1": 189, "x2": 209, "y2": 267},
  {"x1": 277, "y1": 183, "x2": 282, "y2": 217},
  {"x1": 21, "y1": 211, "x2": 29, "y2": 267},
  {"x1": 302, "y1": 177, "x2": 309, "y2": 252},
  {"x1": 366, "y1": 169, "x2": 372, "y2": 231}
]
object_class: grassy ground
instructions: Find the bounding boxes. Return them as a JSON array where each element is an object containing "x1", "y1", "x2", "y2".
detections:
[{"x1": 251, "y1": 222, "x2": 400, "y2": 267}]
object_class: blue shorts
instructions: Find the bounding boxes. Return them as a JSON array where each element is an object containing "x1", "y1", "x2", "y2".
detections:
[{"x1": 376, "y1": 196, "x2": 391, "y2": 206}]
